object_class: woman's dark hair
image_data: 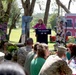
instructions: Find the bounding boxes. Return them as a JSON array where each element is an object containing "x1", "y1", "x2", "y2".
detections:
[
  {"x1": 67, "y1": 43, "x2": 73, "y2": 51},
  {"x1": 25, "y1": 38, "x2": 33, "y2": 45},
  {"x1": 4, "y1": 53, "x2": 12, "y2": 60},
  {"x1": 66, "y1": 43, "x2": 76, "y2": 58},
  {"x1": 37, "y1": 44, "x2": 46, "y2": 59},
  {"x1": 70, "y1": 44, "x2": 76, "y2": 58},
  {"x1": 33, "y1": 42, "x2": 40, "y2": 53}
]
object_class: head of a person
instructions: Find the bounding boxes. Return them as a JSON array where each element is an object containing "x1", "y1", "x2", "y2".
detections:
[
  {"x1": 33, "y1": 42, "x2": 40, "y2": 54},
  {"x1": 66, "y1": 43, "x2": 73, "y2": 53},
  {"x1": 4, "y1": 53, "x2": 12, "y2": 60},
  {"x1": 37, "y1": 43, "x2": 48, "y2": 59},
  {"x1": 0, "y1": 40, "x2": 7, "y2": 49},
  {"x1": 41, "y1": 43, "x2": 50, "y2": 58},
  {"x1": 57, "y1": 46, "x2": 67, "y2": 59},
  {"x1": 69, "y1": 44, "x2": 76, "y2": 58},
  {"x1": 0, "y1": 62, "x2": 26, "y2": 75},
  {"x1": 60, "y1": 20, "x2": 63, "y2": 24},
  {"x1": 25, "y1": 38, "x2": 33, "y2": 46},
  {"x1": 38, "y1": 19, "x2": 43, "y2": 24}
]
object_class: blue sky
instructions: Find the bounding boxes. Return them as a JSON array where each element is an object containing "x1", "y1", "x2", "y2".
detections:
[{"x1": 17, "y1": 0, "x2": 76, "y2": 15}]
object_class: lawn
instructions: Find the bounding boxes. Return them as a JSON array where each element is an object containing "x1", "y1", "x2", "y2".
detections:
[{"x1": 8, "y1": 28, "x2": 56, "y2": 50}]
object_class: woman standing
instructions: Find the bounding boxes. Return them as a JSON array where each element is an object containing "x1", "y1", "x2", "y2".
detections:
[
  {"x1": 33, "y1": 19, "x2": 46, "y2": 29},
  {"x1": 32, "y1": 19, "x2": 46, "y2": 43},
  {"x1": 30, "y1": 43, "x2": 47, "y2": 75}
]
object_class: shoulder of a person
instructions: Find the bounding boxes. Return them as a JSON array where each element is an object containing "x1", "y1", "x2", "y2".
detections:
[
  {"x1": 17, "y1": 46, "x2": 27, "y2": 54},
  {"x1": 47, "y1": 55, "x2": 61, "y2": 60},
  {"x1": 38, "y1": 57, "x2": 45, "y2": 62},
  {"x1": 19, "y1": 46, "x2": 26, "y2": 50},
  {"x1": 44, "y1": 55, "x2": 62, "y2": 65},
  {"x1": 26, "y1": 51, "x2": 34, "y2": 57}
]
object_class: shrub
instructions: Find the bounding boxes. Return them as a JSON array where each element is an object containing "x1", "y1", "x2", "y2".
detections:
[
  {"x1": 7, "y1": 45, "x2": 18, "y2": 53},
  {"x1": 67, "y1": 36, "x2": 75, "y2": 43}
]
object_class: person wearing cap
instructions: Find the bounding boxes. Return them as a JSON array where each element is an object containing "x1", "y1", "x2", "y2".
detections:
[
  {"x1": 17, "y1": 38, "x2": 33, "y2": 67},
  {"x1": 39, "y1": 46, "x2": 72, "y2": 75}
]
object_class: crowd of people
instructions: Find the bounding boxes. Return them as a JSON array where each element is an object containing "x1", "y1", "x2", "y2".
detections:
[
  {"x1": 0, "y1": 19, "x2": 76, "y2": 75},
  {"x1": 0, "y1": 37, "x2": 76, "y2": 75}
]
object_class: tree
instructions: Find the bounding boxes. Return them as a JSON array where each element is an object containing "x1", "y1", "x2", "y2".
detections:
[
  {"x1": 50, "y1": 13, "x2": 57, "y2": 29},
  {"x1": 68, "y1": 0, "x2": 72, "y2": 10},
  {"x1": 0, "y1": 0, "x2": 13, "y2": 23},
  {"x1": 56, "y1": 0, "x2": 71, "y2": 13},
  {"x1": 21, "y1": 0, "x2": 36, "y2": 41},
  {"x1": 44, "y1": 0, "x2": 51, "y2": 26},
  {"x1": 8, "y1": 1, "x2": 21, "y2": 40},
  {"x1": 0, "y1": 0, "x2": 13, "y2": 41},
  {"x1": 21, "y1": 0, "x2": 36, "y2": 16}
]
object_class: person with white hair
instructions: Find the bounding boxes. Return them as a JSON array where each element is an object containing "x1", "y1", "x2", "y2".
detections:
[
  {"x1": 39, "y1": 46, "x2": 72, "y2": 75},
  {"x1": 0, "y1": 62, "x2": 26, "y2": 75}
]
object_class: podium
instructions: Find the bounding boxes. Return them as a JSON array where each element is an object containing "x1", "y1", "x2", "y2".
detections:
[{"x1": 35, "y1": 29, "x2": 51, "y2": 44}]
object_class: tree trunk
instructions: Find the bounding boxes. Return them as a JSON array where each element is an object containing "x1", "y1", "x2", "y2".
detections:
[
  {"x1": 0, "y1": 0, "x2": 13, "y2": 41},
  {"x1": 29, "y1": 0, "x2": 36, "y2": 16},
  {"x1": 0, "y1": 0, "x2": 3, "y2": 13},
  {"x1": 8, "y1": 14, "x2": 20, "y2": 40},
  {"x1": 68, "y1": 0, "x2": 72, "y2": 10},
  {"x1": 5, "y1": 1, "x2": 12, "y2": 23},
  {"x1": 8, "y1": 17, "x2": 16, "y2": 40},
  {"x1": 44, "y1": 0, "x2": 51, "y2": 26},
  {"x1": 58, "y1": 5, "x2": 60, "y2": 16},
  {"x1": 56, "y1": 0, "x2": 71, "y2": 13},
  {"x1": 24, "y1": 0, "x2": 30, "y2": 16},
  {"x1": 0, "y1": 0, "x2": 4, "y2": 20},
  {"x1": 21, "y1": 0, "x2": 36, "y2": 43}
]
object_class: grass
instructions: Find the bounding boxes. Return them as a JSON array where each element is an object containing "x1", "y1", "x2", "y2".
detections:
[
  {"x1": 8, "y1": 28, "x2": 21, "y2": 43},
  {"x1": 8, "y1": 28, "x2": 56, "y2": 50}
]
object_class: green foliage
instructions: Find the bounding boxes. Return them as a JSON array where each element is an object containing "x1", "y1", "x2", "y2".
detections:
[
  {"x1": 68, "y1": 36, "x2": 75, "y2": 43},
  {"x1": 8, "y1": 0, "x2": 21, "y2": 28},
  {"x1": 7, "y1": 45, "x2": 18, "y2": 53},
  {"x1": 49, "y1": 13, "x2": 57, "y2": 30},
  {"x1": 30, "y1": 18, "x2": 39, "y2": 28},
  {"x1": 1, "y1": 0, "x2": 14, "y2": 13},
  {"x1": 0, "y1": 0, "x2": 14, "y2": 23}
]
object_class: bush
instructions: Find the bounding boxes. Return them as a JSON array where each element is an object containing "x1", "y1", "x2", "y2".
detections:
[
  {"x1": 67, "y1": 36, "x2": 75, "y2": 43},
  {"x1": 7, "y1": 45, "x2": 18, "y2": 53}
]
